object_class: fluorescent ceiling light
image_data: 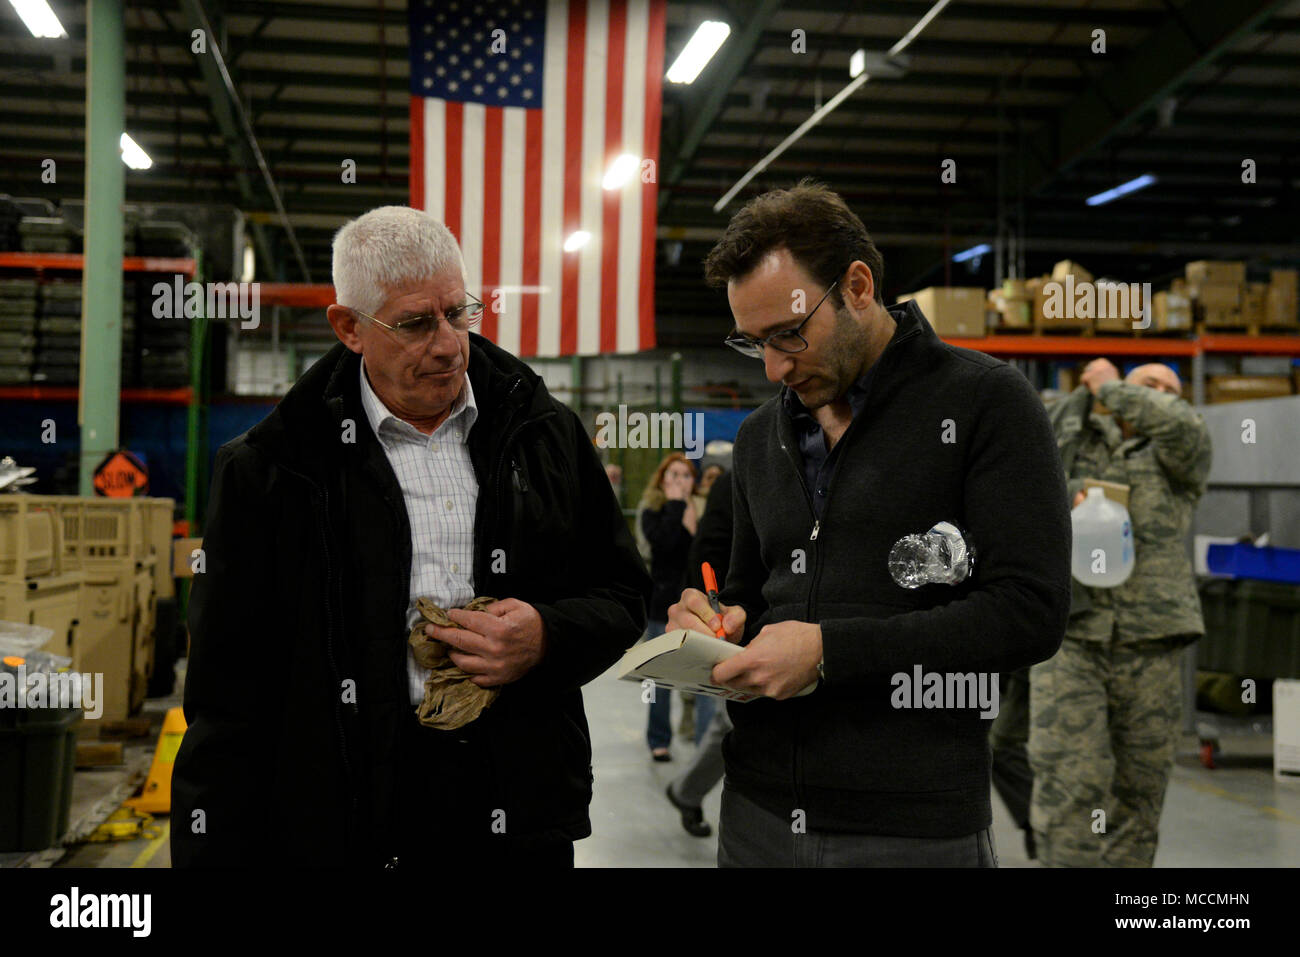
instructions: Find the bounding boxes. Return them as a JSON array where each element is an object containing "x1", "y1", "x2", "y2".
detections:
[
  {"x1": 849, "y1": 49, "x2": 866, "y2": 79},
  {"x1": 602, "y1": 153, "x2": 640, "y2": 191},
  {"x1": 666, "y1": 21, "x2": 730, "y2": 84},
  {"x1": 563, "y1": 230, "x2": 591, "y2": 252},
  {"x1": 952, "y1": 243, "x2": 991, "y2": 263},
  {"x1": 1085, "y1": 174, "x2": 1156, "y2": 207},
  {"x1": 119, "y1": 133, "x2": 153, "y2": 170},
  {"x1": 8, "y1": 0, "x2": 66, "y2": 38}
]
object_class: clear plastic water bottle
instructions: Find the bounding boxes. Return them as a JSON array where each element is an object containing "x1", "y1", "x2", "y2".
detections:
[
  {"x1": 889, "y1": 521, "x2": 975, "y2": 588},
  {"x1": 1071, "y1": 487, "x2": 1135, "y2": 587}
]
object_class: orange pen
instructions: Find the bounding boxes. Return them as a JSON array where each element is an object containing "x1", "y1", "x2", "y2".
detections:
[{"x1": 701, "y1": 562, "x2": 727, "y2": 638}]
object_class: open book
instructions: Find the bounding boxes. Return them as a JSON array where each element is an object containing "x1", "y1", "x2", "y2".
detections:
[{"x1": 617, "y1": 629, "x2": 817, "y2": 702}]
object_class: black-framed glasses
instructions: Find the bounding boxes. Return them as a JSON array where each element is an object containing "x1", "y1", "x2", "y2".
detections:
[
  {"x1": 724, "y1": 279, "x2": 840, "y2": 359},
  {"x1": 351, "y1": 292, "x2": 484, "y2": 343}
]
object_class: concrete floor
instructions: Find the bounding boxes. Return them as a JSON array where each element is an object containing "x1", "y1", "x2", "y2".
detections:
[{"x1": 18, "y1": 659, "x2": 1300, "y2": 868}]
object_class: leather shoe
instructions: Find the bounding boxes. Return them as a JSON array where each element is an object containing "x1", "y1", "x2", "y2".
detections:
[{"x1": 665, "y1": 783, "x2": 712, "y2": 837}]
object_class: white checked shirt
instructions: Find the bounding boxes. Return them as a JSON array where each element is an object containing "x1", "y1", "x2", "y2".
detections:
[{"x1": 359, "y1": 359, "x2": 480, "y2": 706}]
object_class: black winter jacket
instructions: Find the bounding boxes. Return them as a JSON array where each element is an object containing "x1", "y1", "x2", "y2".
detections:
[
  {"x1": 719, "y1": 300, "x2": 1071, "y2": 838},
  {"x1": 171, "y1": 335, "x2": 650, "y2": 867},
  {"x1": 641, "y1": 501, "x2": 694, "y2": 621}
]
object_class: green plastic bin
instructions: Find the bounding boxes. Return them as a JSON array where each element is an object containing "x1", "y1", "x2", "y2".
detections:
[
  {"x1": 1198, "y1": 579, "x2": 1300, "y2": 679},
  {"x1": 0, "y1": 704, "x2": 82, "y2": 852}
]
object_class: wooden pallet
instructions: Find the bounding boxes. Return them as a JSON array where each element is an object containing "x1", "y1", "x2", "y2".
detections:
[
  {"x1": 1030, "y1": 323, "x2": 1095, "y2": 336},
  {"x1": 1195, "y1": 321, "x2": 1300, "y2": 337}
]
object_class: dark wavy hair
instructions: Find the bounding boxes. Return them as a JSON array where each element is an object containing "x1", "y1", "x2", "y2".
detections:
[{"x1": 702, "y1": 179, "x2": 885, "y2": 307}]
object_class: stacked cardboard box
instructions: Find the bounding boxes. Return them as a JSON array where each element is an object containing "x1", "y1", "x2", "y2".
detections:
[
  {"x1": 1186, "y1": 260, "x2": 1245, "y2": 327},
  {"x1": 990, "y1": 278, "x2": 1032, "y2": 329},
  {"x1": 1036, "y1": 261, "x2": 1095, "y2": 332},
  {"x1": 1093, "y1": 279, "x2": 1147, "y2": 333},
  {"x1": 1266, "y1": 269, "x2": 1298, "y2": 328},
  {"x1": 895, "y1": 287, "x2": 986, "y2": 337},
  {"x1": 1241, "y1": 282, "x2": 1268, "y2": 328},
  {"x1": 1152, "y1": 289, "x2": 1193, "y2": 332}
]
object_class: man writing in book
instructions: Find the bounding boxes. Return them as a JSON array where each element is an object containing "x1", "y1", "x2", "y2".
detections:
[{"x1": 666, "y1": 181, "x2": 1071, "y2": 866}]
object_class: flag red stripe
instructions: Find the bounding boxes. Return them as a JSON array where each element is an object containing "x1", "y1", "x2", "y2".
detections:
[
  {"x1": 560, "y1": 0, "x2": 587, "y2": 357},
  {"x1": 639, "y1": 0, "x2": 666, "y2": 350},
  {"x1": 521, "y1": 108, "x2": 542, "y2": 357},
  {"x1": 481, "y1": 108, "x2": 503, "y2": 343},
  {"x1": 444, "y1": 100, "x2": 464, "y2": 243},
  {"x1": 409, "y1": 95, "x2": 425, "y2": 210},
  {"x1": 599, "y1": 0, "x2": 627, "y2": 354}
]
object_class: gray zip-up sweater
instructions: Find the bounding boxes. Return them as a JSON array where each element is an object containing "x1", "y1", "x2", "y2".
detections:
[{"x1": 719, "y1": 300, "x2": 1071, "y2": 837}]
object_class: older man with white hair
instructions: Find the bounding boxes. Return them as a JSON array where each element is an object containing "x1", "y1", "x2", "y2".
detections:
[{"x1": 172, "y1": 206, "x2": 650, "y2": 868}]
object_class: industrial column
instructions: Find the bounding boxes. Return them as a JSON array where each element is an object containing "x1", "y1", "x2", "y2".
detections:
[{"x1": 79, "y1": 0, "x2": 126, "y2": 494}]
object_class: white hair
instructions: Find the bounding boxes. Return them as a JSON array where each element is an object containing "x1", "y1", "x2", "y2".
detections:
[{"x1": 331, "y1": 206, "x2": 467, "y2": 315}]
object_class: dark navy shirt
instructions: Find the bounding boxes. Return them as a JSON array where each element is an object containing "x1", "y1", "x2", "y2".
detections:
[{"x1": 782, "y1": 368, "x2": 877, "y2": 519}]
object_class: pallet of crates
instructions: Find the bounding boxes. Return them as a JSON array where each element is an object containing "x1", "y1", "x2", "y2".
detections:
[
  {"x1": 1261, "y1": 270, "x2": 1299, "y2": 334},
  {"x1": 140, "y1": 498, "x2": 178, "y2": 697},
  {"x1": 123, "y1": 498, "x2": 158, "y2": 713},
  {"x1": 1027, "y1": 263, "x2": 1096, "y2": 336},
  {"x1": 58, "y1": 497, "x2": 140, "y2": 724},
  {"x1": 0, "y1": 496, "x2": 85, "y2": 670}
]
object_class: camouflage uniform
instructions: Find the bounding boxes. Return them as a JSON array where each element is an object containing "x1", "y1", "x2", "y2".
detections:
[{"x1": 1029, "y1": 381, "x2": 1212, "y2": 867}]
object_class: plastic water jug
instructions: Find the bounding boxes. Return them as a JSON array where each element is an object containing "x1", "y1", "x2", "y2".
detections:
[{"x1": 1071, "y1": 487, "x2": 1134, "y2": 587}]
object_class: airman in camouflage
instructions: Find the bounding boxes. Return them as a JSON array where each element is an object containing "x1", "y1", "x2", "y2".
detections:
[{"x1": 1029, "y1": 360, "x2": 1212, "y2": 867}]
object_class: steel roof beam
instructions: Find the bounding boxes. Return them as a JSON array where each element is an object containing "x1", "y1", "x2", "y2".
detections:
[{"x1": 1023, "y1": 0, "x2": 1295, "y2": 194}]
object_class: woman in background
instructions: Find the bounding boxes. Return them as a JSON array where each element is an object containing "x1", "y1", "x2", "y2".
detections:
[{"x1": 637, "y1": 452, "x2": 714, "y2": 761}]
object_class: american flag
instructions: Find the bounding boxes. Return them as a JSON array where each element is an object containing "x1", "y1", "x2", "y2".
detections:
[{"x1": 409, "y1": 0, "x2": 666, "y2": 357}]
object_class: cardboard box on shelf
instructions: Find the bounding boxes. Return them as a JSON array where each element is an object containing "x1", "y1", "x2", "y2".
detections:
[
  {"x1": 1271, "y1": 269, "x2": 1298, "y2": 296},
  {"x1": 1169, "y1": 277, "x2": 1188, "y2": 296},
  {"x1": 1001, "y1": 278, "x2": 1030, "y2": 299},
  {"x1": 1002, "y1": 299, "x2": 1032, "y2": 327},
  {"x1": 1091, "y1": 281, "x2": 1145, "y2": 332},
  {"x1": 991, "y1": 288, "x2": 1032, "y2": 327},
  {"x1": 1190, "y1": 282, "x2": 1242, "y2": 311},
  {"x1": 1031, "y1": 276, "x2": 1094, "y2": 332},
  {"x1": 1200, "y1": 307, "x2": 1244, "y2": 328},
  {"x1": 1153, "y1": 291, "x2": 1192, "y2": 332},
  {"x1": 1186, "y1": 260, "x2": 1246, "y2": 285},
  {"x1": 1241, "y1": 283, "x2": 1268, "y2": 327},
  {"x1": 1265, "y1": 284, "x2": 1298, "y2": 327},
  {"x1": 1051, "y1": 260, "x2": 1093, "y2": 284},
  {"x1": 895, "y1": 287, "x2": 986, "y2": 337},
  {"x1": 1206, "y1": 375, "x2": 1294, "y2": 404}
]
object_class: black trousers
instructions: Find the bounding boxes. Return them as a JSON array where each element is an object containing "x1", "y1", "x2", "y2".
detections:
[
  {"x1": 385, "y1": 710, "x2": 574, "y2": 868},
  {"x1": 718, "y1": 784, "x2": 997, "y2": 867}
]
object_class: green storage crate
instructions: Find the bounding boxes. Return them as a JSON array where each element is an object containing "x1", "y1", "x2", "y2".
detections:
[
  {"x1": 1198, "y1": 579, "x2": 1300, "y2": 678},
  {"x1": 0, "y1": 704, "x2": 82, "y2": 852}
]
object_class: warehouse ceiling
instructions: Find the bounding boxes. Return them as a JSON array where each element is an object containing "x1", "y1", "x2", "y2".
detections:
[{"x1": 1, "y1": 0, "x2": 1298, "y2": 348}]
